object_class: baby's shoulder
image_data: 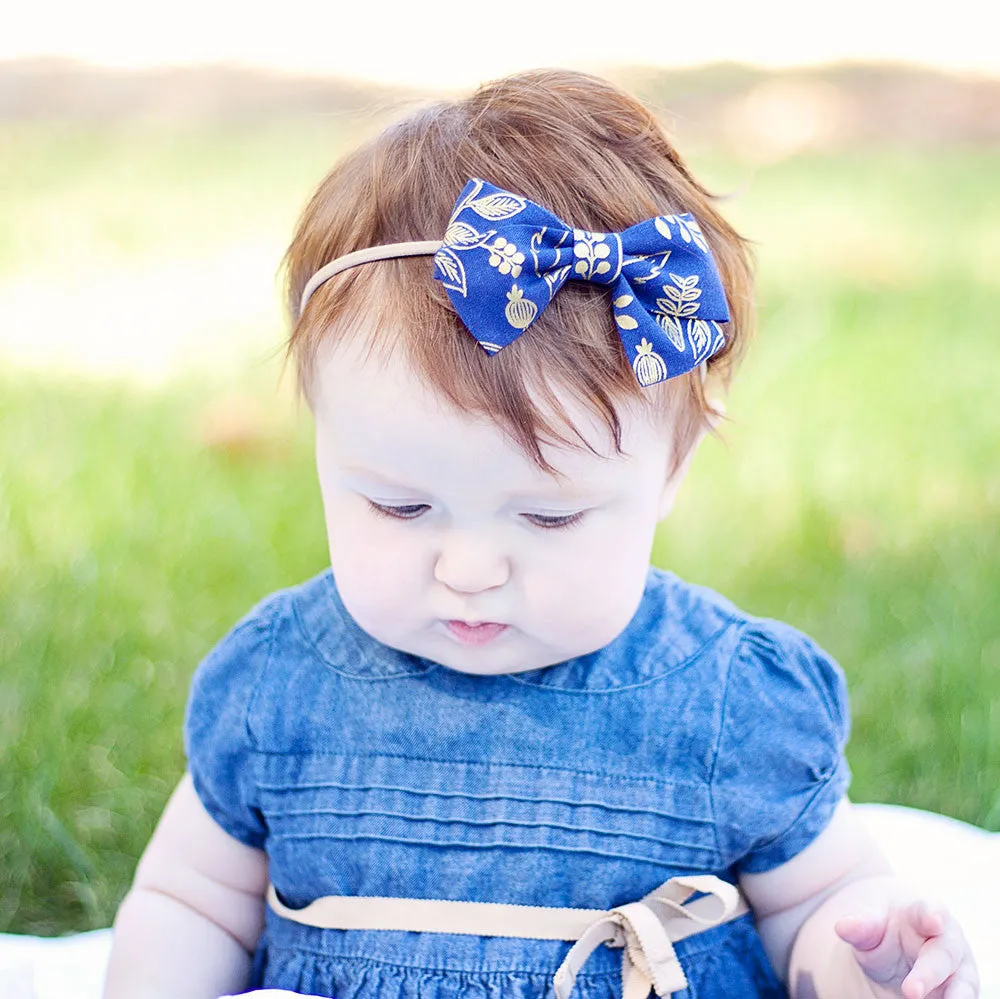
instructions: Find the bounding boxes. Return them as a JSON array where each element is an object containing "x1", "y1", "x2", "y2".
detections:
[
  {"x1": 647, "y1": 570, "x2": 850, "y2": 750},
  {"x1": 646, "y1": 567, "x2": 843, "y2": 674},
  {"x1": 612, "y1": 572, "x2": 848, "y2": 740},
  {"x1": 191, "y1": 567, "x2": 401, "y2": 679},
  {"x1": 186, "y1": 586, "x2": 288, "y2": 703},
  {"x1": 525, "y1": 568, "x2": 844, "y2": 699},
  {"x1": 187, "y1": 570, "x2": 426, "y2": 749}
]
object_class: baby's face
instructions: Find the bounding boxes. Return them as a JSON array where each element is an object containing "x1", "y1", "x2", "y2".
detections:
[{"x1": 312, "y1": 339, "x2": 685, "y2": 676}]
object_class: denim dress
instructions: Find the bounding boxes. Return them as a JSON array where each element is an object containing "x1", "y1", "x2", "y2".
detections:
[{"x1": 185, "y1": 568, "x2": 850, "y2": 999}]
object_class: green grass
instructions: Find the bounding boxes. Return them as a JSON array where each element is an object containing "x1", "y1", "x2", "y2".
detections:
[{"x1": 1, "y1": 124, "x2": 998, "y2": 935}]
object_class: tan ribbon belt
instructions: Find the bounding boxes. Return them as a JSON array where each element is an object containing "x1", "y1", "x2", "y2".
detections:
[{"x1": 267, "y1": 874, "x2": 748, "y2": 999}]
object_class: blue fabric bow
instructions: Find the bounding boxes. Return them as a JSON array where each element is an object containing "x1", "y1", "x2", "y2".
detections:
[{"x1": 433, "y1": 179, "x2": 730, "y2": 387}]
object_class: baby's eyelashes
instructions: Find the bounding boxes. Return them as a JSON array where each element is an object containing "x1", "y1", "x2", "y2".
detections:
[
  {"x1": 366, "y1": 500, "x2": 587, "y2": 531},
  {"x1": 367, "y1": 501, "x2": 431, "y2": 520},
  {"x1": 520, "y1": 511, "x2": 586, "y2": 530}
]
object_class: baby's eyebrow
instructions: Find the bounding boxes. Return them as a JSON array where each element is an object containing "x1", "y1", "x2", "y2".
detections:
[
  {"x1": 340, "y1": 468, "x2": 423, "y2": 491},
  {"x1": 339, "y1": 466, "x2": 608, "y2": 505}
]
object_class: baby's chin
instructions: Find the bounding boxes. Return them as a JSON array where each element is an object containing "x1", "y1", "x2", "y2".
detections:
[
  {"x1": 387, "y1": 628, "x2": 617, "y2": 678},
  {"x1": 400, "y1": 636, "x2": 562, "y2": 677}
]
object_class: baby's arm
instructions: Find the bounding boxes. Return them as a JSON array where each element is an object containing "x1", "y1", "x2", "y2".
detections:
[
  {"x1": 103, "y1": 773, "x2": 268, "y2": 999},
  {"x1": 742, "y1": 798, "x2": 979, "y2": 998}
]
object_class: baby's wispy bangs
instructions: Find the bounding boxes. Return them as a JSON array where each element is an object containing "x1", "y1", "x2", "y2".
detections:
[{"x1": 284, "y1": 69, "x2": 755, "y2": 472}]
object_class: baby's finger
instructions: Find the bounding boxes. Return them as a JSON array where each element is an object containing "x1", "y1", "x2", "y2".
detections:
[
  {"x1": 943, "y1": 979, "x2": 978, "y2": 999},
  {"x1": 943, "y1": 950, "x2": 981, "y2": 999},
  {"x1": 906, "y1": 899, "x2": 946, "y2": 939},
  {"x1": 834, "y1": 911, "x2": 888, "y2": 952},
  {"x1": 943, "y1": 962, "x2": 981, "y2": 999},
  {"x1": 901, "y1": 936, "x2": 961, "y2": 997},
  {"x1": 833, "y1": 912, "x2": 888, "y2": 950}
]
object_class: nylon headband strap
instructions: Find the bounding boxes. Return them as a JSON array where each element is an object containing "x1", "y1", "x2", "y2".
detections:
[
  {"x1": 298, "y1": 240, "x2": 442, "y2": 317},
  {"x1": 296, "y1": 237, "x2": 714, "y2": 389}
]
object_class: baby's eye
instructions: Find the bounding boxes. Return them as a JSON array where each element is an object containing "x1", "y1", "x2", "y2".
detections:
[
  {"x1": 521, "y1": 511, "x2": 585, "y2": 530},
  {"x1": 368, "y1": 501, "x2": 430, "y2": 521}
]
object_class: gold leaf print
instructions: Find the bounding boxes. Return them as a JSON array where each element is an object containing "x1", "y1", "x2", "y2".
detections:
[
  {"x1": 656, "y1": 295, "x2": 699, "y2": 319},
  {"x1": 434, "y1": 247, "x2": 467, "y2": 297},
  {"x1": 616, "y1": 314, "x2": 639, "y2": 330},
  {"x1": 667, "y1": 273, "x2": 700, "y2": 296},
  {"x1": 445, "y1": 221, "x2": 494, "y2": 249},
  {"x1": 625, "y1": 249, "x2": 672, "y2": 284},
  {"x1": 688, "y1": 320, "x2": 725, "y2": 362},
  {"x1": 614, "y1": 295, "x2": 634, "y2": 308},
  {"x1": 655, "y1": 214, "x2": 709, "y2": 252},
  {"x1": 542, "y1": 264, "x2": 571, "y2": 300},
  {"x1": 469, "y1": 193, "x2": 528, "y2": 220},
  {"x1": 529, "y1": 229, "x2": 546, "y2": 275},
  {"x1": 656, "y1": 274, "x2": 702, "y2": 318},
  {"x1": 656, "y1": 314, "x2": 686, "y2": 352},
  {"x1": 688, "y1": 319, "x2": 711, "y2": 358},
  {"x1": 448, "y1": 179, "x2": 484, "y2": 226}
]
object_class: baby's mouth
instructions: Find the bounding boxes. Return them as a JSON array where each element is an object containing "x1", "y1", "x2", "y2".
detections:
[{"x1": 445, "y1": 620, "x2": 509, "y2": 646}]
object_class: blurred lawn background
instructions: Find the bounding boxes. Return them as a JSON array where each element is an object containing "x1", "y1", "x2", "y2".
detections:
[{"x1": 1, "y1": 62, "x2": 998, "y2": 936}]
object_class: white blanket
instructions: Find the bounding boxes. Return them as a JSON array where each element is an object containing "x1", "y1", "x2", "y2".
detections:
[{"x1": 1, "y1": 805, "x2": 996, "y2": 998}]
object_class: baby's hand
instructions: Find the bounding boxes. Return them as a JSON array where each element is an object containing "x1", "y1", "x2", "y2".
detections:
[{"x1": 835, "y1": 900, "x2": 979, "y2": 998}]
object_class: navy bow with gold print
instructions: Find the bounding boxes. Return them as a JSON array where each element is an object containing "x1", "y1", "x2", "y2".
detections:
[{"x1": 433, "y1": 179, "x2": 730, "y2": 387}]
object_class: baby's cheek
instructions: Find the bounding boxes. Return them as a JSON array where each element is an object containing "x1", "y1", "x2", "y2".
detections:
[
  {"x1": 327, "y1": 522, "x2": 406, "y2": 627},
  {"x1": 553, "y1": 535, "x2": 650, "y2": 641}
]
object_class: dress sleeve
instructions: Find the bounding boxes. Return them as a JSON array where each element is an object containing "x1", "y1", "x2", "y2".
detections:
[
  {"x1": 711, "y1": 621, "x2": 851, "y2": 874},
  {"x1": 183, "y1": 606, "x2": 276, "y2": 849}
]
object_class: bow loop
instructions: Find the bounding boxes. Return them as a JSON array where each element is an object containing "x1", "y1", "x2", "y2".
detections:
[
  {"x1": 434, "y1": 179, "x2": 730, "y2": 386},
  {"x1": 552, "y1": 875, "x2": 747, "y2": 999}
]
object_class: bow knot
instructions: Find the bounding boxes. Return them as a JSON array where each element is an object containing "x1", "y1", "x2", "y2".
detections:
[
  {"x1": 570, "y1": 230, "x2": 622, "y2": 286},
  {"x1": 552, "y1": 876, "x2": 747, "y2": 999},
  {"x1": 434, "y1": 179, "x2": 730, "y2": 386}
]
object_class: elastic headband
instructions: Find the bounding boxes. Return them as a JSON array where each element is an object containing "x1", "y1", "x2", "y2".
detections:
[
  {"x1": 298, "y1": 179, "x2": 731, "y2": 387},
  {"x1": 299, "y1": 240, "x2": 441, "y2": 317}
]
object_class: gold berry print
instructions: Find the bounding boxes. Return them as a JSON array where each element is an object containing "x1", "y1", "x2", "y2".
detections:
[
  {"x1": 486, "y1": 237, "x2": 525, "y2": 278},
  {"x1": 572, "y1": 229, "x2": 615, "y2": 282},
  {"x1": 504, "y1": 284, "x2": 538, "y2": 331}
]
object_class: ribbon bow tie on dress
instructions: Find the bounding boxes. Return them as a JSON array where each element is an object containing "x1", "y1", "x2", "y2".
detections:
[
  {"x1": 433, "y1": 179, "x2": 731, "y2": 387},
  {"x1": 553, "y1": 875, "x2": 747, "y2": 999},
  {"x1": 267, "y1": 873, "x2": 749, "y2": 999}
]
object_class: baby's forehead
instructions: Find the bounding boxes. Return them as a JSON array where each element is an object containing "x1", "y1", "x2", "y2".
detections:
[{"x1": 312, "y1": 339, "x2": 671, "y2": 482}]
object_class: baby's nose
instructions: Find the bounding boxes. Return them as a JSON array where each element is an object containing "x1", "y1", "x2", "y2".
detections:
[{"x1": 433, "y1": 532, "x2": 511, "y2": 593}]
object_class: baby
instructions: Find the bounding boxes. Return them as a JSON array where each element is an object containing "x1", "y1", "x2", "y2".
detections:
[{"x1": 103, "y1": 70, "x2": 978, "y2": 999}]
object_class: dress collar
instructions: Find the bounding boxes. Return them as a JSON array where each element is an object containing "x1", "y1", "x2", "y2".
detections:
[
  {"x1": 292, "y1": 570, "x2": 436, "y2": 680},
  {"x1": 291, "y1": 568, "x2": 738, "y2": 689}
]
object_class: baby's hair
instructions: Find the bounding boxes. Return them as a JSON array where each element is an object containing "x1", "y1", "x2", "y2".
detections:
[{"x1": 284, "y1": 69, "x2": 754, "y2": 473}]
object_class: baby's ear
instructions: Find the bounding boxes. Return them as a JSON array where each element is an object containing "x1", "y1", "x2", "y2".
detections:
[
  {"x1": 657, "y1": 463, "x2": 690, "y2": 520},
  {"x1": 657, "y1": 389, "x2": 727, "y2": 519},
  {"x1": 656, "y1": 425, "x2": 710, "y2": 520}
]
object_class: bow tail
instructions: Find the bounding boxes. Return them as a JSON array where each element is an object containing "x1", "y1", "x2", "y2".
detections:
[
  {"x1": 553, "y1": 918, "x2": 621, "y2": 999},
  {"x1": 622, "y1": 955, "x2": 655, "y2": 999},
  {"x1": 617, "y1": 901, "x2": 688, "y2": 999},
  {"x1": 553, "y1": 905, "x2": 689, "y2": 999}
]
